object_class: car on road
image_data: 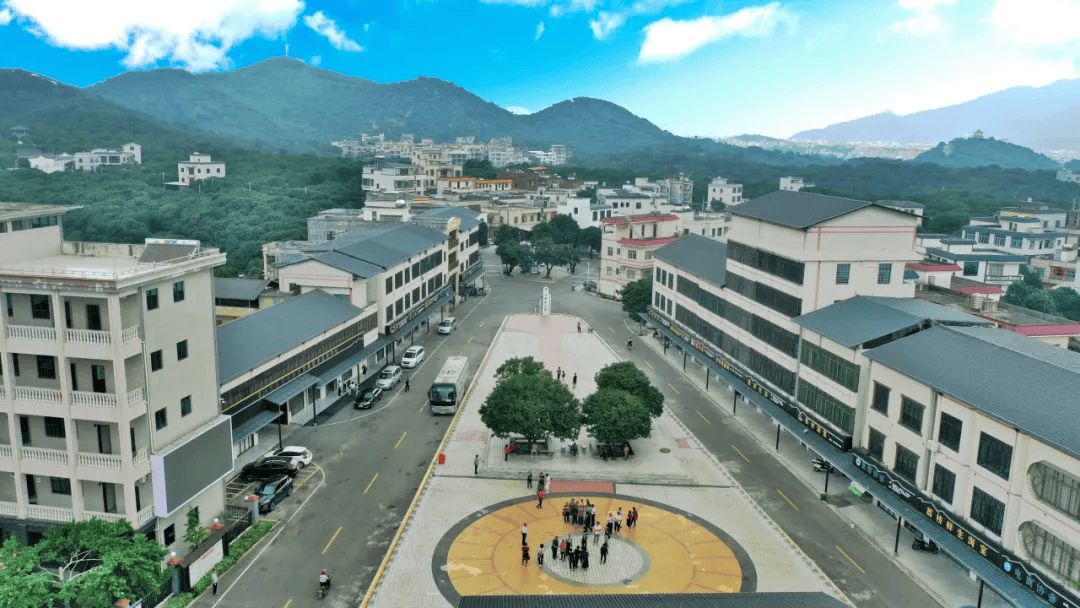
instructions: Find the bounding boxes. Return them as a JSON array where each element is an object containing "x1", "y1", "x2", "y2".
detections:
[
  {"x1": 255, "y1": 474, "x2": 293, "y2": 514},
  {"x1": 583, "y1": 280, "x2": 598, "y2": 292},
  {"x1": 375, "y1": 365, "x2": 403, "y2": 389},
  {"x1": 240, "y1": 456, "x2": 299, "y2": 482},
  {"x1": 401, "y1": 346, "x2": 425, "y2": 368},
  {"x1": 355, "y1": 386, "x2": 383, "y2": 409},
  {"x1": 437, "y1": 317, "x2": 458, "y2": 335},
  {"x1": 264, "y1": 446, "x2": 312, "y2": 468}
]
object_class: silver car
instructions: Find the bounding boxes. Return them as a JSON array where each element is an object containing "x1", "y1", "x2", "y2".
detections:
[{"x1": 375, "y1": 365, "x2": 403, "y2": 389}]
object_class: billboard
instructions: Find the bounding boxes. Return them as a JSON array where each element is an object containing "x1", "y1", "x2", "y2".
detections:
[{"x1": 151, "y1": 417, "x2": 234, "y2": 517}]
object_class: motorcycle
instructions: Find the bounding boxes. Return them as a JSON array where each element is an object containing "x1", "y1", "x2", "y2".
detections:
[
  {"x1": 912, "y1": 537, "x2": 939, "y2": 554},
  {"x1": 811, "y1": 457, "x2": 835, "y2": 473},
  {"x1": 317, "y1": 575, "x2": 332, "y2": 599}
]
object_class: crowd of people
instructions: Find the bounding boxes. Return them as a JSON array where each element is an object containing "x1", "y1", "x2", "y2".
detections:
[{"x1": 520, "y1": 497, "x2": 641, "y2": 574}]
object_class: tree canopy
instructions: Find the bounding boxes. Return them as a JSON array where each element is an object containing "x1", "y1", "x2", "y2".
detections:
[
  {"x1": 480, "y1": 358, "x2": 581, "y2": 445},
  {"x1": 496, "y1": 242, "x2": 533, "y2": 276},
  {"x1": 581, "y1": 226, "x2": 602, "y2": 257},
  {"x1": 621, "y1": 277, "x2": 653, "y2": 320},
  {"x1": 495, "y1": 356, "x2": 547, "y2": 381},
  {"x1": 594, "y1": 361, "x2": 664, "y2": 418},
  {"x1": 1004, "y1": 268, "x2": 1080, "y2": 320},
  {"x1": 581, "y1": 389, "x2": 653, "y2": 446}
]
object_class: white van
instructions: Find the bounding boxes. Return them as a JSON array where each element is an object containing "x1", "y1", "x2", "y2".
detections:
[{"x1": 437, "y1": 317, "x2": 458, "y2": 335}]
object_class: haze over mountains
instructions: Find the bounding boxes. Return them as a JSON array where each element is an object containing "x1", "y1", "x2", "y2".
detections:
[{"x1": 791, "y1": 78, "x2": 1080, "y2": 151}]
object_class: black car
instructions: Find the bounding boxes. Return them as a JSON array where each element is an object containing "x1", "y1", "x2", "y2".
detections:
[
  {"x1": 355, "y1": 386, "x2": 383, "y2": 409},
  {"x1": 583, "y1": 280, "x2": 598, "y2": 292},
  {"x1": 256, "y1": 474, "x2": 293, "y2": 514},
  {"x1": 240, "y1": 457, "x2": 298, "y2": 482}
]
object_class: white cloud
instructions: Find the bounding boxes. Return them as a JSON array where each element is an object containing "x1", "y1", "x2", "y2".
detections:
[
  {"x1": 3, "y1": 0, "x2": 304, "y2": 71},
  {"x1": 638, "y1": 3, "x2": 793, "y2": 63},
  {"x1": 535, "y1": 21, "x2": 545, "y2": 40},
  {"x1": 506, "y1": 106, "x2": 533, "y2": 114},
  {"x1": 364, "y1": 23, "x2": 370, "y2": 31},
  {"x1": 590, "y1": 11, "x2": 626, "y2": 39},
  {"x1": 303, "y1": 10, "x2": 362, "y2": 52},
  {"x1": 891, "y1": 0, "x2": 954, "y2": 37},
  {"x1": 989, "y1": 0, "x2": 1080, "y2": 45},
  {"x1": 309, "y1": 54, "x2": 321, "y2": 66},
  {"x1": 0, "y1": 8, "x2": 13, "y2": 26}
]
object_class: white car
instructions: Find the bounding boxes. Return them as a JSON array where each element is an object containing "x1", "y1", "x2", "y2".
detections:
[
  {"x1": 265, "y1": 446, "x2": 313, "y2": 468},
  {"x1": 437, "y1": 317, "x2": 458, "y2": 335},
  {"x1": 401, "y1": 346, "x2": 425, "y2": 368},
  {"x1": 376, "y1": 365, "x2": 403, "y2": 389}
]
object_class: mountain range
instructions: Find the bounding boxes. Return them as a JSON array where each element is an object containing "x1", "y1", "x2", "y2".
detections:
[{"x1": 791, "y1": 78, "x2": 1080, "y2": 151}]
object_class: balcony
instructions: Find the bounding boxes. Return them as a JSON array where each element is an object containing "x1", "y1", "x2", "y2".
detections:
[
  {"x1": 6, "y1": 325, "x2": 57, "y2": 342},
  {"x1": 71, "y1": 391, "x2": 118, "y2": 409},
  {"x1": 14, "y1": 386, "x2": 64, "y2": 404},
  {"x1": 0, "y1": 445, "x2": 11, "y2": 459},
  {"x1": 22, "y1": 446, "x2": 68, "y2": 465},
  {"x1": 136, "y1": 505, "x2": 155, "y2": 527},
  {"x1": 84, "y1": 510, "x2": 126, "y2": 523},
  {"x1": 0, "y1": 501, "x2": 17, "y2": 517},
  {"x1": 122, "y1": 326, "x2": 141, "y2": 344},
  {"x1": 65, "y1": 329, "x2": 111, "y2": 345},
  {"x1": 133, "y1": 447, "x2": 148, "y2": 465},
  {"x1": 985, "y1": 274, "x2": 1023, "y2": 283},
  {"x1": 127, "y1": 386, "x2": 146, "y2": 409},
  {"x1": 28, "y1": 504, "x2": 73, "y2": 523},
  {"x1": 77, "y1": 452, "x2": 122, "y2": 470}
]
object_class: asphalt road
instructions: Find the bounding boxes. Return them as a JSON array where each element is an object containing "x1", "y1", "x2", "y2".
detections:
[{"x1": 201, "y1": 249, "x2": 941, "y2": 608}]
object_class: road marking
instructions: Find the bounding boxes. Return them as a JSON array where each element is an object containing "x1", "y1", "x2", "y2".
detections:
[
  {"x1": 732, "y1": 445, "x2": 750, "y2": 462},
  {"x1": 364, "y1": 473, "x2": 378, "y2": 494},
  {"x1": 322, "y1": 526, "x2": 343, "y2": 554},
  {"x1": 608, "y1": 326, "x2": 616, "y2": 334},
  {"x1": 479, "y1": 321, "x2": 484, "y2": 327},
  {"x1": 836, "y1": 545, "x2": 866, "y2": 574},
  {"x1": 419, "y1": 401, "x2": 428, "y2": 413},
  {"x1": 395, "y1": 432, "x2": 407, "y2": 450},
  {"x1": 668, "y1": 383, "x2": 679, "y2": 394},
  {"x1": 283, "y1": 599, "x2": 292, "y2": 608},
  {"x1": 697, "y1": 411, "x2": 711, "y2": 424},
  {"x1": 644, "y1": 360, "x2": 654, "y2": 370},
  {"x1": 777, "y1": 489, "x2": 800, "y2": 511}
]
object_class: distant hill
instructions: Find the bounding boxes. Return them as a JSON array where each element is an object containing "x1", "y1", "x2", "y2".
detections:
[
  {"x1": 912, "y1": 136, "x2": 1061, "y2": 171},
  {"x1": 791, "y1": 78, "x2": 1080, "y2": 150},
  {"x1": 0, "y1": 69, "x2": 85, "y2": 119}
]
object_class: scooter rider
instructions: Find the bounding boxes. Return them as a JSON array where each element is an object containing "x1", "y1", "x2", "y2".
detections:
[
  {"x1": 626, "y1": 338, "x2": 633, "y2": 350},
  {"x1": 319, "y1": 569, "x2": 331, "y2": 592}
]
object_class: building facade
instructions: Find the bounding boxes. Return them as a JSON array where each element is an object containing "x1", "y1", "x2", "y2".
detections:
[
  {"x1": 176, "y1": 153, "x2": 226, "y2": 186},
  {"x1": 707, "y1": 177, "x2": 744, "y2": 208},
  {"x1": 598, "y1": 214, "x2": 682, "y2": 298}
]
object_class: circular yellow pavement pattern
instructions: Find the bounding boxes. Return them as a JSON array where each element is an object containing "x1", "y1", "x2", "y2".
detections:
[{"x1": 434, "y1": 493, "x2": 754, "y2": 601}]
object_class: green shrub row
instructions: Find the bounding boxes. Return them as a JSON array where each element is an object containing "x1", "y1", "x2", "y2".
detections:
[{"x1": 165, "y1": 520, "x2": 276, "y2": 608}]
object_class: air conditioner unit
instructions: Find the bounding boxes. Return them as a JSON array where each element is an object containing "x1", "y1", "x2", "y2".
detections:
[{"x1": 926, "y1": 439, "x2": 939, "y2": 452}]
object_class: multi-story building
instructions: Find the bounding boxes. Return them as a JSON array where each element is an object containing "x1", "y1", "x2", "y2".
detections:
[
  {"x1": 779, "y1": 176, "x2": 813, "y2": 191},
  {"x1": 213, "y1": 278, "x2": 275, "y2": 325},
  {"x1": 672, "y1": 209, "x2": 730, "y2": 241},
  {"x1": 663, "y1": 174, "x2": 694, "y2": 207},
  {"x1": 362, "y1": 161, "x2": 424, "y2": 195},
  {"x1": 961, "y1": 216, "x2": 1067, "y2": 259},
  {"x1": 997, "y1": 199, "x2": 1069, "y2": 231},
  {"x1": 482, "y1": 202, "x2": 558, "y2": 235},
  {"x1": 598, "y1": 214, "x2": 682, "y2": 298},
  {"x1": 0, "y1": 203, "x2": 232, "y2": 552},
  {"x1": 412, "y1": 149, "x2": 463, "y2": 192},
  {"x1": 918, "y1": 236, "x2": 1026, "y2": 286},
  {"x1": 597, "y1": 189, "x2": 661, "y2": 215},
  {"x1": 175, "y1": 153, "x2": 226, "y2": 187},
  {"x1": 556, "y1": 198, "x2": 611, "y2": 230},
  {"x1": 73, "y1": 143, "x2": 142, "y2": 172},
  {"x1": 877, "y1": 200, "x2": 924, "y2": 226},
  {"x1": 707, "y1": 177, "x2": 744, "y2": 208},
  {"x1": 27, "y1": 153, "x2": 74, "y2": 174}
]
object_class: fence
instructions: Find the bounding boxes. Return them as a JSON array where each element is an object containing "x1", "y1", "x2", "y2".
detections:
[{"x1": 223, "y1": 504, "x2": 253, "y2": 545}]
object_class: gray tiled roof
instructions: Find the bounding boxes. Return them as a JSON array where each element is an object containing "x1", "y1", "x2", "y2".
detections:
[
  {"x1": 794, "y1": 296, "x2": 990, "y2": 348},
  {"x1": 878, "y1": 200, "x2": 925, "y2": 208},
  {"x1": 299, "y1": 223, "x2": 445, "y2": 270},
  {"x1": 924, "y1": 247, "x2": 1027, "y2": 262},
  {"x1": 652, "y1": 233, "x2": 726, "y2": 287},
  {"x1": 216, "y1": 290, "x2": 365, "y2": 383},
  {"x1": 309, "y1": 251, "x2": 384, "y2": 278},
  {"x1": 137, "y1": 244, "x2": 199, "y2": 263},
  {"x1": 865, "y1": 326, "x2": 1080, "y2": 458},
  {"x1": 416, "y1": 206, "x2": 482, "y2": 231},
  {"x1": 213, "y1": 278, "x2": 270, "y2": 301},
  {"x1": 730, "y1": 191, "x2": 913, "y2": 230},
  {"x1": 458, "y1": 593, "x2": 847, "y2": 608}
]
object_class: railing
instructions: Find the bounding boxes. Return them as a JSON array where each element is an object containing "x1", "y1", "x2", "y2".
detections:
[
  {"x1": 0, "y1": 245, "x2": 224, "y2": 281},
  {"x1": 65, "y1": 328, "x2": 111, "y2": 345},
  {"x1": 0, "y1": 386, "x2": 4, "y2": 400},
  {"x1": 78, "y1": 452, "x2": 122, "y2": 469},
  {"x1": 127, "y1": 386, "x2": 146, "y2": 407},
  {"x1": 122, "y1": 326, "x2": 141, "y2": 343},
  {"x1": 0, "y1": 501, "x2": 18, "y2": 517},
  {"x1": 136, "y1": 505, "x2": 155, "y2": 527},
  {"x1": 28, "y1": 505, "x2": 73, "y2": 523},
  {"x1": 133, "y1": 447, "x2": 148, "y2": 465},
  {"x1": 6, "y1": 325, "x2": 57, "y2": 341},
  {"x1": 22, "y1": 446, "x2": 68, "y2": 465},
  {"x1": 14, "y1": 386, "x2": 64, "y2": 404},
  {"x1": 84, "y1": 510, "x2": 126, "y2": 523},
  {"x1": 71, "y1": 391, "x2": 118, "y2": 408},
  {"x1": 0, "y1": 445, "x2": 12, "y2": 459},
  {"x1": 986, "y1": 274, "x2": 1023, "y2": 282}
]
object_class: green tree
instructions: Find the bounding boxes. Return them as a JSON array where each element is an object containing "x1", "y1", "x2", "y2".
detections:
[
  {"x1": 1026, "y1": 290, "x2": 1059, "y2": 315},
  {"x1": 581, "y1": 389, "x2": 653, "y2": 446},
  {"x1": 581, "y1": 226, "x2": 602, "y2": 258},
  {"x1": 1051, "y1": 288, "x2": 1080, "y2": 321},
  {"x1": 594, "y1": 361, "x2": 664, "y2": 418},
  {"x1": 1004, "y1": 280, "x2": 1038, "y2": 308},
  {"x1": 496, "y1": 242, "x2": 532, "y2": 275},
  {"x1": 564, "y1": 245, "x2": 581, "y2": 274},
  {"x1": 184, "y1": 506, "x2": 210, "y2": 549},
  {"x1": 477, "y1": 221, "x2": 489, "y2": 247},
  {"x1": 0, "y1": 538, "x2": 56, "y2": 608},
  {"x1": 495, "y1": 356, "x2": 547, "y2": 381},
  {"x1": 550, "y1": 214, "x2": 581, "y2": 246},
  {"x1": 621, "y1": 276, "x2": 653, "y2": 320},
  {"x1": 462, "y1": 160, "x2": 497, "y2": 179},
  {"x1": 479, "y1": 372, "x2": 581, "y2": 448},
  {"x1": 534, "y1": 237, "x2": 570, "y2": 278}
]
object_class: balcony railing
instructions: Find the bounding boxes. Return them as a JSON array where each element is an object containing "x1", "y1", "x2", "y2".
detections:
[
  {"x1": 0, "y1": 444, "x2": 12, "y2": 459},
  {"x1": 14, "y1": 387, "x2": 64, "y2": 404},
  {"x1": 71, "y1": 391, "x2": 118, "y2": 408},
  {"x1": 986, "y1": 274, "x2": 1023, "y2": 283},
  {"x1": 77, "y1": 452, "x2": 122, "y2": 469},
  {"x1": 122, "y1": 326, "x2": 141, "y2": 344},
  {"x1": 127, "y1": 386, "x2": 146, "y2": 408},
  {"x1": 22, "y1": 446, "x2": 68, "y2": 465},
  {"x1": 0, "y1": 386, "x2": 4, "y2": 400},
  {"x1": 28, "y1": 505, "x2": 73, "y2": 523},
  {"x1": 7, "y1": 325, "x2": 57, "y2": 341},
  {"x1": 65, "y1": 328, "x2": 111, "y2": 345},
  {"x1": 136, "y1": 505, "x2": 155, "y2": 527},
  {"x1": 133, "y1": 447, "x2": 148, "y2": 465},
  {"x1": 0, "y1": 501, "x2": 17, "y2": 517},
  {"x1": 84, "y1": 510, "x2": 126, "y2": 523}
]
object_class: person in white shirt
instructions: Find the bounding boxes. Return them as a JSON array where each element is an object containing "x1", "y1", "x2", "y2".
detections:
[
  {"x1": 615, "y1": 508, "x2": 623, "y2": 533},
  {"x1": 521, "y1": 523, "x2": 528, "y2": 545}
]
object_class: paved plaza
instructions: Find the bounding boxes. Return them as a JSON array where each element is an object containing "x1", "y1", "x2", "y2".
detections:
[{"x1": 366, "y1": 314, "x2": 849, "y2": 607}]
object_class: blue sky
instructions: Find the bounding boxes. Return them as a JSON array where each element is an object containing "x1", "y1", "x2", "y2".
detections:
[{"x1": 3, "y1": 0, "x2": 1080, "y2": 138}]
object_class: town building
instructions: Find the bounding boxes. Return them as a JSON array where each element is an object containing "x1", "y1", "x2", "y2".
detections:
[
  {"x1": 362, "y1": 161, "x2": 424, "y2": 195},
  {"x1": 672, "y1": 209, "x2": 730, "y2": 241},
  {"x1": 481, "y1": 200, "x2": 558, "y2": 235},
  {"x1": 556, "y1": 198, "x2": 611, "y2": 230},
  {"x1": 917, "y1": 236, "x2": 1026, "y2": 286},
  {"x1": 877, "y1": 201, "x2": 924, "y2": 226},
  {"x1": 174, "y1": 153, "x2": 225, "y2": 187},
  {"x1": 707, "y1": 177, "x2": 744, "y2": 208},
  {"x1": 9, "y1": 125, "x2": 29, "y2": 141},
  {"x1": 597, "y1": 189, "x2": 661, "y2": 215},
  {"x1": 0, "y1": 203, "x2": 231, "y2": 553},
  {"x1": 779, "y1": 176, "x2": 814, "y2": 191},
  {"x1": 73, "y1": 143, "x2": 142, "y2": 172},
  {"x1": 27, "y1": 153, "x2": 74, "y2": 174},
  {"x1": 962, "y1": 216, "x2": 1067, "y2": 258},
  {"x1": 598, "y1": 214, "x2": 682, "y2": 298},
  {"x1": 213, "y1": 278, "x2": 276, "y2": 325}
]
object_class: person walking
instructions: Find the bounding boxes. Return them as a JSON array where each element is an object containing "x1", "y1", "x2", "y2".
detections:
[
  {"x1": 570, "y1": 547, "x2": 579, "y2": 570},
  {"x1": 550, "y1": 539, "x2": 558, "y2": 562},
  {"x1": 581, "y1": 547, "x2": 590, "y2": 570},
  {"x1": 600, "y1": 542, "x2": 609, "y2": 564},
  {"x1": 521, "y1": 544, "x2": 531, "y2": 566},
  {"x1": 527, "y1": 471, "x2": 533, "y2": 490},
  {"x1": 504, "y1": 444, "x2": 511, "y2": 461},
  {"x1": 631, "y1": 507, "x2": 639, "y2": 529},
  {"x1": 577, "y1": 322, "x2": 581, "y2": 333},
  {"x1": 556, "y1": 366, "x2": 562, "y2": 380},
  {"x1": 592, "y1": 521, "x2": 602, "y2": 543},
  {"x1": 473, "y1": 454, "x2": 480, "y2": 475},
  {"x1": 562, "y1": 502, "x2": 571, "y2": 523},
  {"x1": 536, "y1": 488, "x2": 545, "y2": 509},
  {"x1": 606, "y1": 515, "x2": 613, "y2": 540},
  {"x1": 572, "y1": 373, "x2": 577, "y2": 388},
  {"x1": 537, "y1": 544, "x2": 545, "y2": 569},
  {"x1": 405, "y1": 377, "x2": 410, "y2": 391},
  {"x1": 581, "y1": 529, "x2": 588, "y2": 550},
  {"x1": 560, "y1": 539, "x2": 568, "y2": 561},
  {"x1": 615, "y1": 508, "x2": 623, "y2": 533},
  {"x1": 545, "y1": 473, "x2": 552, "y2": 493},
  {"x1": 623, "y1": 444, "x2": 630, "y2": 460},
  {"x1": 521, "y1": 523, "x2": 528, "y2": 545},
  {"x1": 570, "y1": 501, "x2": 578, "y2": 525},
  {"x1": 538, "y1": 472, "x2": 545, "y2": 491},
  {"x1": 212, "y1": 571, "x2": 219, "y2": 595},
  {"x1": 587, "y1": 503, "x2": 594, "y2": 528}
]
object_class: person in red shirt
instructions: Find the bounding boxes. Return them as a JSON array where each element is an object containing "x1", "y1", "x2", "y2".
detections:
[{"x1": 536, "y1": 489, "x2": 545, "y2": 509}]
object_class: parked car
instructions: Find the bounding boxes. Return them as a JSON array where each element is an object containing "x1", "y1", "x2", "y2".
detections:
[
  {"x1": 240, "y1": 457, "x2": 299, "y2": 482},
  {"x1": 355, "y1": 386, "x2": 383, "y2": 409},
  {"x1": 437, "y1": 317, "x2": 458, "y2": 335},
  {"x1": 255, "y1": 474, "x2": 293, "y2": 514},
  {"x1": 583, "y1": 280, "x2": 598, "y2": 292},
  {"x1": 265, "y1": 446, "x2": 312, "y2": 468},
  {"x1": 401, "y1": 346, "x2": 426, "y2": 368},
  {"x1": 375, "y1": 365, "x2": 403, "y2": 389}
]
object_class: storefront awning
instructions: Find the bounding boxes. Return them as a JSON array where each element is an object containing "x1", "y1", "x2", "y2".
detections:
[
  {"x1": 312, "y1": 342, "x2": 372, "y2": 384},
  {"x1": 263, "y1": 374, "x2": 319, "y2": 406},
  {"x1": 230, "y1": 410, "x2": 279, "y2": 443}
]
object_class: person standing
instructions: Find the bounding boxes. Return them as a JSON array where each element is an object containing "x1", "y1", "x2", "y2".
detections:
[
  {"x1": 560, "y1": 538, "x2": 568, "y2": 561},
  {"x1": 577, "y1": 322, "x2": 582, "y2": 332},
  {"x1": 581, "y1": 548, "x2": 589, "y2": 570},
  {"x1": 572, "y1": 373, "x2": 577, "y2": 388},
  {"x1": 606, "y1": 515, "x2": 613, "y2": 540},
  {"x1": 536, "y1": 488, "x2": 545, "y2": 509},
  {"x1": 521, "y1": 523, "x2": 528, "y2": 545},
  {"x1": 562, "y1": 502, "x2": 571, "y2": 523},
  {"x1": 537, "y1": 544, "x2": 545, "y2": 569},
  {"x1": 556, "y1": 366, "x2": 562, "y2": 381},
  {"x1": 504, "y1": 444, "x2": 511, "y2": 461},
  {"x1": 570, "y1": 501, "x2": 578, "y2": 525},
  {"x1": 581, "y1": 529, "x2": 589, "y2": 550},
  {"x1": 521, "y1": 544, "x2": 531, "y2": 566},
  {"x1": 212, "y1": 571, "x2": 219, "y2": 595},
  {"x1": 550, "y1": 539, "x2": 558, "y2": 562},
  {"x1": 527, "y1": 471, "x2": 533, "y2": 489},
  {"x1": 587, "y1": 503, "x2": 595, "y2": 528},
  {"x1": 545, "y1": 473, "x2": 552, "y2": 493},
  {"x1": 592, "y1": 521, "x2": 602, "y2": 543},
  {"x1": 615, "y1": 508, "x2": 623, "y2": 533},
  {"x1": 600, "y1": 542, "x2": 609, "y2": 564},
  {"x1": 623, "y1": 443, "x2": 630, "y2": 460},
  {"x1": 538, "y1": 472, "x2": 545, "y2": 491},
  {"x1": 473, "y1": 454, "x2": 480, "y2": 475}
]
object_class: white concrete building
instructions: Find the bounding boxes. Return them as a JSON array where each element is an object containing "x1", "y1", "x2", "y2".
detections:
[
  {"x1": 556, "y1": 198, "x2": 611, "y2": 230},
  {"x1": 176, "y1": 153, "x2": 225, "y2": 186},
  {"x1": 362, "y1": 161, "x2": 424, "y2": 195},
  {"x1": 28, "y1": 154, "x2": 74, "y2": 174},
  {"x1": 707, "y1": 177, "x2": 744, "y2": 208},
  {"x1": 73, "y1": 143, "x2": 142, "y2": 172},
  {"x1": 779, "y1": 176, "x2": 814, "y2": 191},
  {"x1": 0, "y1": 203, "x2": 231, "y2": 552},
  {"x1": 673, "y1": 209, "x2": 730, "y2": 241},
  {"x1": 877, "y1": 200, "x2": 924, "y2": 226},
  {"x1": 598, "y1": 214, "x2": 682, "y2": 298},
  {"x1": 920, "y1": 238, "x2": 1026, "y2": 286}
]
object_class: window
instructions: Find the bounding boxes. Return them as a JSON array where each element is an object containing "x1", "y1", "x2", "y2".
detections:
[
  {"x1": 797, "y1": 380, "x2": 855, "y2": 432},
  {"x1": 150, "y1": 350, "x2": 163, "y2": 372},
  {"x1": 12, "y1": 354, "x2": 19, "y2": 377},
  {"x1": 5, "y1": 293, "x2": 11, "y2": 317},
  {"x1": 36, "y1": 356, "x2": 56, "y2": 380},
  {"x1": 899, "y1": 397, "x2": 925, "y2": 433},
  {"x1": 44, "y1": 417, "x2": 65, "y2": 438},
  {"x1": 727, "y1": 241, "x2": 805, "y2": 284},
  {"x1": 155, "y1": 408, "x2": 168, "y2": 430},
  {"x1": 385, "y1": 304, "x2": 393, "y2": 320},
  {"x1": 970, "y1": 487, "x2": 1005, "y2": 535},
  {"x1": 656, "y1": 268, "x2": 662, "y2": 282},
  {"x1": 937, "y1": 412, "x2": 963, "y2": 451},
  {"x1": 395, "y1": 271, "x2": 403, "y2": 289},
  {"x1": 894, "y1": 443, "x2": 919, "y2": 482},
  {"x1": 176, "y1": 340, "x2": 188, "y2": 361},
  {"x1": 172, "y1": 281, "x2": 185, "y2": 302},
  {"x1": 628, "y1": 250, "x2": 637, "y2": 260},
  {"x1": 877, "y1": 263, "x2": 892, "y2": 285},
  {"x1": 800, "y1": 342, "x2": 860, "y2": 392},
  {"x1": 163, "y1": 524, "x2": 176, "y2": 545},
  {"x1": 976, "y1": 432, "x2": 1013, "y2": 480},
  {"x1": 963, "y1": 261, "x2": 979, "y2": 277},
  {"x1": 1020, "y1": 521, "x2": 1080, "y2": 583},
  {"x1": 606, "y1": 267, "x2": 613, "y2": 276},
  {"x1": 385, "y1": 277, "x2": 393, "y2": 293},
  {"x1": 978, "y1": 233, "x2": 990, "y2": 244},
  {"x1": 180, "y1": 396, "x2": 192, "y2": 417},
  {"x1": 1011, "y1": 236, "x2": 1022, "y2": 248},
  {"x1": 30, "y1": 295, "x2": 50, "y2": 319},
  {"x1": 724, "y1": 271, "x2": 803, "y2": 317},
  {"x1": 932, "y1": 465, "x2": 956, "y2": 503},
  {"x1": 146, "y1": 288, "x2": 159, "y2": 310},
  {"x1": 994, "y1": 235, "x2": 1006, "y2": 247},
  {"x1": 871, "y1": 383, "x2": 889, "y2": 414},
  {"x1": 835, "y1": 263, "x2": 850, "y2": 285},
  {"x1": 607, "y1": 247, "x2": 613, "y2": 256},
  {"x1": 50, "y1": 477, "x2": 71, "y2": 495}
]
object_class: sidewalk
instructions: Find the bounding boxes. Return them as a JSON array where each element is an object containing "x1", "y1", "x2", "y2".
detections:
[
  {"x1": 632, "y1": 324, "x2": 1011, "y2": 608},
  {"x1": 366, "y1": 313, "x2": 849, "y2": 608}
]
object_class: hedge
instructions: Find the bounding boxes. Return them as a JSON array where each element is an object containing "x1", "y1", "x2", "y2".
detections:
[{"x1": 166, "y1": 520, "x2": 276, "y2": 608}]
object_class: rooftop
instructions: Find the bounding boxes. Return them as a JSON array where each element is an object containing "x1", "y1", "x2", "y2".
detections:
[
  {"x1": 865, "y1": 326, "x2": 1080, "y2": 459},
  {"x1": 877, "y1": 200, "x2": 925, "y2": 208},
  {"x1": 653, "y1": 233, "x2": 726, "y2": 288},
  {"x1": 300, "y1": 223, "x2": 445, "y2": 269},
  {"x1": 794, "y1": 296, "x2": 989, "y2": 348},
  {"x1": 0, "y1": 202, "x2": 78, "y2": 221},
  {"x1": 216, "y1": 289, "x2": 367, "y2": 384},
  {"x1": 905, "y1": 262, "x2": 961, "y2": 272},
  {"x1": 730, "y1": 191, "x2": 914, "y2": 230},
  {"x1": 601, "y1": 214, "x2": 679, "y2": 225},
  {"x1": 214, "y1": 278, "x2": 271, "y2": 301},
  {"x1": 924, "y1": 247, "x2": 1027, "y2": 263},
  {"x1": 0, "y1": 240, "x2": 223, "y2": 284},
  {"x1": 915, "y1": 284, "x2": 1080, "y2": 329},
  {"x1": 415, "y1": 206, "x2": 483, "y2": 231},
  {"x1": 617, "y1": 236, "x2": 681, "y2": 247}
]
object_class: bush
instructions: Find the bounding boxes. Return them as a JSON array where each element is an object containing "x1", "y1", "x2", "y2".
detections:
[{"x1": 166, "y1": 520, "x2": 276, "y2": 607}]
